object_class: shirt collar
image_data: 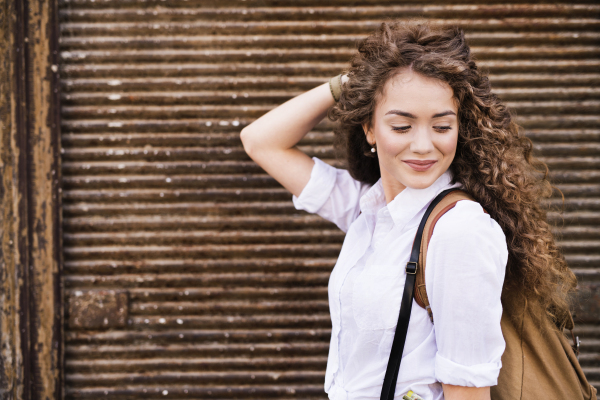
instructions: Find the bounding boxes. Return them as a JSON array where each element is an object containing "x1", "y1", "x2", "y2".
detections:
[{"x1": 359, "y1": 169, "x2": 461, "y2": 231}]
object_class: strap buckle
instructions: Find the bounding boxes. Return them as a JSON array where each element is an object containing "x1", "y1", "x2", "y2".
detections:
[{"x1": 406, "y1": 261, "x2": 418, "y2": 275}]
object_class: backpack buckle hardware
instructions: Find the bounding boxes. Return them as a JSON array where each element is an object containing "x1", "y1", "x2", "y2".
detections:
[{"x1": 405, "y1": 262, "x2": 418, "y2": 275}]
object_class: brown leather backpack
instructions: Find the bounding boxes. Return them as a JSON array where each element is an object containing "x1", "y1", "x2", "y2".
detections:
[{"x1": 414, "y1": 190, "x2": 597, "y2": 399}]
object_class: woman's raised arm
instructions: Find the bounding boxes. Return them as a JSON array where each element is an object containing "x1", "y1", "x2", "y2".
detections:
[{"x1": 240, "y1": 77, "x2": 345, "y2": 198}]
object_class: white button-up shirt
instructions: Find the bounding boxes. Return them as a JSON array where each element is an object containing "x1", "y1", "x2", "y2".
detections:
[{"x1": 292, "y1": 157, "x2": 508, "y2": 400}]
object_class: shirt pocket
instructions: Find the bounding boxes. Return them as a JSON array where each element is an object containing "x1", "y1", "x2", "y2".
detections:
[{"x1": 352, "y1": 263, "x2": 404, "y2": 331}]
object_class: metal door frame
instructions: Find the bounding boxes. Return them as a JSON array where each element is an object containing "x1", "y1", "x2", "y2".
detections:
[{"x1": 0, "y1": 0, "x2": 63, "y2": 398}]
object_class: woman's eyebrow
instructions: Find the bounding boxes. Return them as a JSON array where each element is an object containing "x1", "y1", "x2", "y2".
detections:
[
  {"x1": 385, "y1": 110, "x2": 416, "y2": 118},
  {"x1": 432, "y1": 110, "x2": 456, "y2": 118},
  {"x1": 384, "y1": 109, "x2": 456, "y2": 118}
]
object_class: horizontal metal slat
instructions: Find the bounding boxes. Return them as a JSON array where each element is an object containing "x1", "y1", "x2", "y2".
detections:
[
  {"x1": 65, "y1": 384, "x2": 326, "y2": 399},
  {"x1": 565, "y1": 255, "x2": 600, "y2": 269},
  {"x1": 64, "y1": 270, "x2": 332, "y2": 286},
  {"x1": 58, "y1": 169, "x2": 600, "y2": 188},
  {"x1": 60, "y1": 132, "x2": 331, "y2": 148},
  {"x1": 59, "y1": 60, "x2": 600, "y2": 78},
  {"x1": 64, "y1": 230, "x2": 345, "y2": 244},
  {"x1": 63, "y1": 201, "x2": 300, "y2": 216},
  {"x1": 62, "y1": 259, "x2": 337, "y2": 275},
  {"x1": 61, "y1": 88, "x2": 600, "y2": 105},
  {"x1": 59, "y1": 46, "x2": 600, "y2": 64},
  {"x1": 558, "y1": 241, "x2": 600, "y2": 254},
  {"x1": 66, "y1": 342, "x2": 329, "y2": 359},
  {"x1": 62, "y1": 161, "x2": 266, "y2": 176},
  {"x1": 58, "y1": 5, "x2": 600, "y2": 22},
  {"x1": 56, "y1": 130, "x2": 598, "y2": 148},
  {"x1": 554, "y1": 184, "x2": 600, "y2": 198},
  {"x1": 527, "y1": 130, "x2": 600, "y2": 143},
  {"x1": 541, "y1": 157, "x2": 600, "y2": 169},
  {"x1": 58, "y1": 159, "x2": 600, "y2": 179},
  {"x1": 61, "y1": 74, "x2": 600, "y2": 92},
  {"x1": 62, "y1": 175, "x2": 283, "y2": 190},
  {"x1": 60, "y1": 197, "x2": 600, "y2": 217},
  {"x1": 64, "y1": 355, "x2": 327, "y2": 372},
  {"x1": 62, "y1": 188, "x2": 292, "y2": 202},
  {"x1": 128, "y1": 314, "x2": 332, "y2": 329},
  {"x1": 60, "y1": 100, "x2": 600, "y2": 119},
  {"x1": 63, "y1": 244, "x2": 343, "y2": 261},
  {"x1": 549, "y1": 170, "x2": 600, "y2": 184},
  {"x1": 59, "y1": 18, "x2": 600, "y2": 36},
  {"x1": 548, "y1": 212, "x2": 600, "y2": 225},
  {"x1": 56, "y1": 0, "x2": 600, "y2": 7},
  {"x1": 535, "y1": 142, "x2": 600, "y2": 156},
  {"x1": 59, "y1": 32, "x2": 600, "y2": 50},
  {"x1": 553, "y1": 227, "x2": 600, "y2": 240},
  {"x1": 123, "y1": 287, "x2": 329, "y2": 302},
  {"x1": 65, "y1": 370, "x2": 325, "y2": 386},
  {"x1": 59, "y1": 116, "x2": 600, "y2": 134},
  {"x1": 65, "y1": 328, "x2": 332, "y2": 344},
  {"x1": 128, "y1": 300, "x2": 330, "y2": 315},
  {"x1": 64, "y1": 214, "x2": 335, "y2": 231}
]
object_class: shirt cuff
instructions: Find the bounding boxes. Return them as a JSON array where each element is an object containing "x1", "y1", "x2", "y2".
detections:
[
  {"x1": 435, "y1": 353, "x2": 502, "y2": 387},
  {"x1": 292, "y1": 157, "x2": 337, "y2": 213}
]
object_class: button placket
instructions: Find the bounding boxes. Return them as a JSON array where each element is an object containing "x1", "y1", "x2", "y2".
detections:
[{"x1": 329, "y1": 215, "x2": 374, "y2": 383}]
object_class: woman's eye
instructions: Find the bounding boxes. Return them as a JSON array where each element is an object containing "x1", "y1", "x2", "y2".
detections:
[
  {"x1": 391, "y1": 126, "x2": 411, "y2": 132},
  {"x1": 434, "y1": 126, "x2": 452, "y2": 132}
]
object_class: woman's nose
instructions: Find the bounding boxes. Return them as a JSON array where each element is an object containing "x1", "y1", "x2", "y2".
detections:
[{"x1": 410, "y1": 128, "x2": 435, "y2": 154}]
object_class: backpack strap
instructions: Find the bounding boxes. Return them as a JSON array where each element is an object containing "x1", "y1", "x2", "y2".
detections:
[{"x1": 414, "y1": 189, "x2": 477, "y2": 323}]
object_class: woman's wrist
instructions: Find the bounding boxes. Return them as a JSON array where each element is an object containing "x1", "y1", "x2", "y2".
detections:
[{"x1": 329, "y1": 74, "x2": 349, "y2": 102}]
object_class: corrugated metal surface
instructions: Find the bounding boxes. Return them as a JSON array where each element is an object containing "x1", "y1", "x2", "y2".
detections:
[{"x1": 58, "y1": 1, "x2": 600, "y2": 398}]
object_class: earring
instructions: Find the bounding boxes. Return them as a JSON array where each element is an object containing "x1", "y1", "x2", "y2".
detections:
[{"x1": 364, "y1": 137, "x2": 377, "y2": 157}]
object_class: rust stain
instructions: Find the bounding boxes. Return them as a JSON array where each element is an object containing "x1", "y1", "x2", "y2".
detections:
[{"x1": 67, "y1": 289, "x2": 128, "y2": 329}]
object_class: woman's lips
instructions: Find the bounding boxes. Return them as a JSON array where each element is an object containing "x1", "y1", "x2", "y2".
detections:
[{"x1": 402, "y1": 159, "x2": 437, "y2": 172}]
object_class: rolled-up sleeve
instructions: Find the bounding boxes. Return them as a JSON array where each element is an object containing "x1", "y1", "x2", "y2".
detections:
[
  {"x1": 292, "y1": 157, "x2": 370, "y2": 233},
  {"x1": 425, "y1": 200, "x2": 509, "y2": 387}
]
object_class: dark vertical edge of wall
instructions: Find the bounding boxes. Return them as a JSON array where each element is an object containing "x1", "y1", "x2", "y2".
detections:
[
  {"x1": 49, "y1": 0, "x2": 65, "y2": 398},
  {"x1": 14, "y1": 0, "x2": 32, "y2": 398},
  {"x1": 0, "y1": 0, "x2": 23, "y2": 397}
]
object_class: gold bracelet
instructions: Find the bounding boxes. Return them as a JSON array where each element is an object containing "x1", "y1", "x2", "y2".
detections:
[{"x1": 329, "y1": 74, "x2": 343, "y2": 102}]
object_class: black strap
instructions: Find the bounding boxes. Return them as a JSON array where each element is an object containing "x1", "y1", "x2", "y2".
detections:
[{"x1": 380, "y1": 188, "x2": 460, "y2": 400}]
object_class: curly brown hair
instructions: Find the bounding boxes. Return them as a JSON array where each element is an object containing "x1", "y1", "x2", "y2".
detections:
[{"x1": 328, "y1": 20, "x2": 577, "y2": 328}]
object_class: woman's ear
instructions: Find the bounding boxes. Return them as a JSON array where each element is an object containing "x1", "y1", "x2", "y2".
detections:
[{"x1": 362, "y1": 123, "x2": 374, "y2": 145}]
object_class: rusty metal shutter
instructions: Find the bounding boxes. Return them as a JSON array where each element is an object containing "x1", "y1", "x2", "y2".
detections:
[{"x1": 58, "y1": 1, "x2": 600, "y2": 398}]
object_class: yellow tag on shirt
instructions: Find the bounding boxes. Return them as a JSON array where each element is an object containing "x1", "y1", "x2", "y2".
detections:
[{"x1": 402, "y1": 391, "x2": 424, "y2": 400}]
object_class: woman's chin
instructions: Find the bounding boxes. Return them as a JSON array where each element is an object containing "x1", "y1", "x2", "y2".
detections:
[{"x1": 399, "y1": 169, "x2": 444, "y2": 190}]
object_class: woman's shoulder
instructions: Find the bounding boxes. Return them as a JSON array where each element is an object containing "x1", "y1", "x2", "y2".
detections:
[
  {"x1": 425, "y1": 198, "x2": 509, "y2": 286},
  {"x1": 430, "y1": 198, "x2": 508, "y2": 251}
]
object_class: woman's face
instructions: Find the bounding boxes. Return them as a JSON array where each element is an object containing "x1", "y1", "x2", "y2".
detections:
[{"x1": 363, "y1": 69, "x2": 459, "y2": 200}]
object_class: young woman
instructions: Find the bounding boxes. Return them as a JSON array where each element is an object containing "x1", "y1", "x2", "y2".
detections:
[{"x1": 240, "y1": 21, "x2": 576, "y2": 400}]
